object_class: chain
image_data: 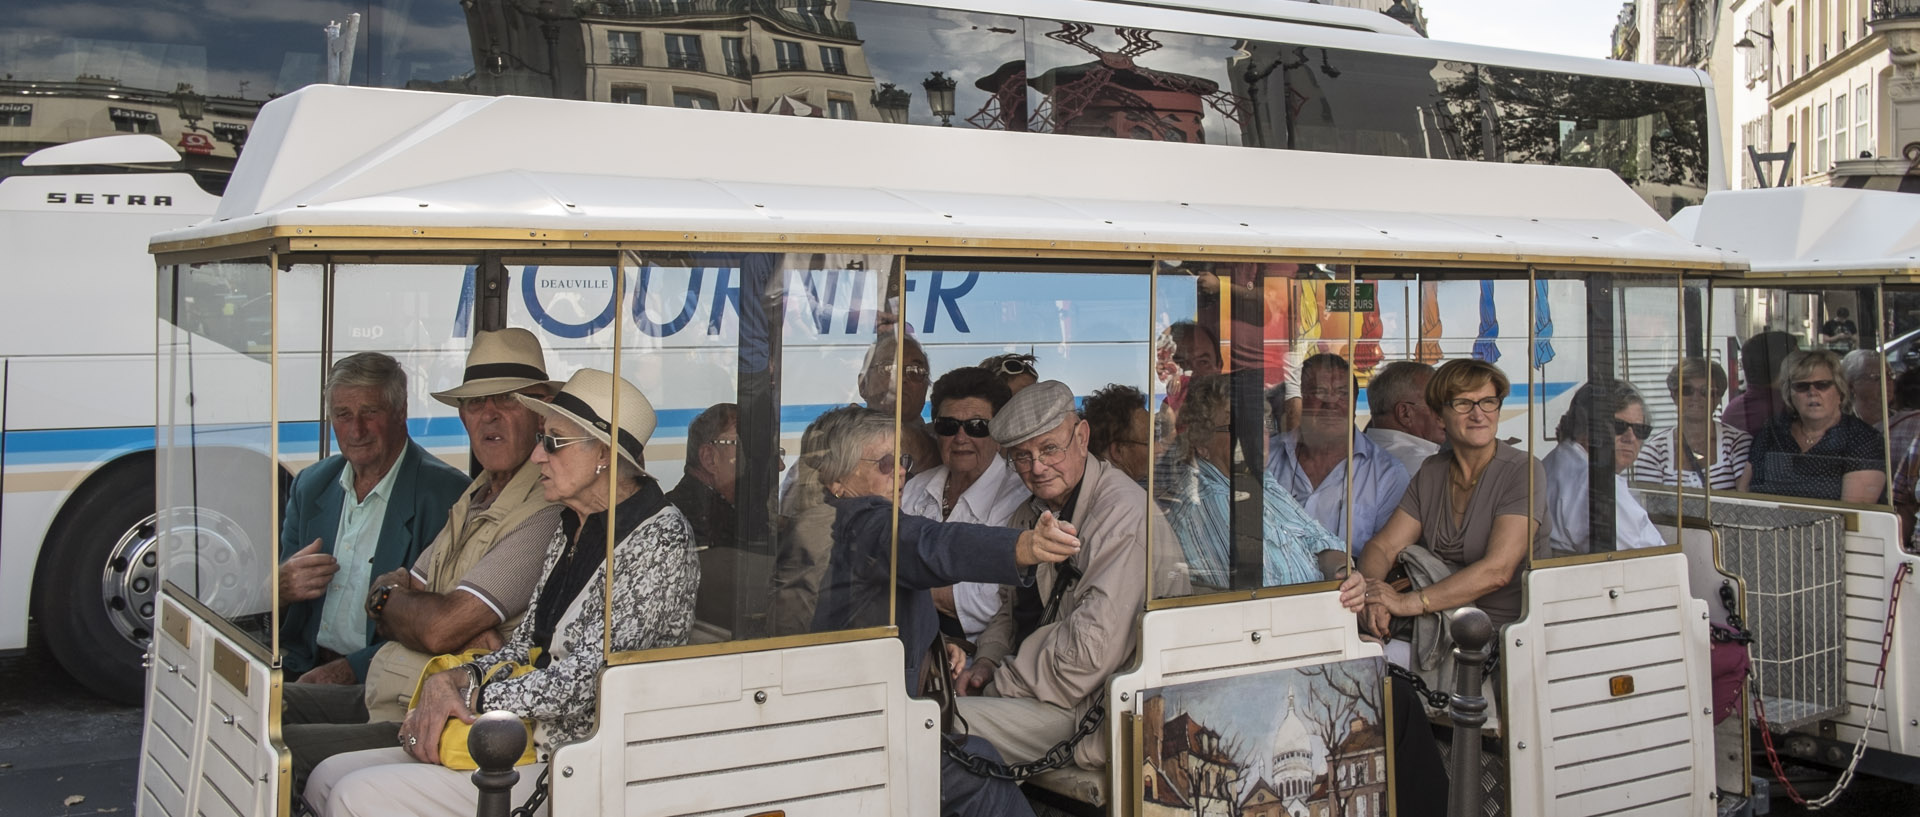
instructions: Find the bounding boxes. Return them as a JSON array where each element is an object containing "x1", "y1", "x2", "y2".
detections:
[
  {"x1": 944, "y1": 691, "x2": 1106, "y2": 781},
  {"x1": 1755, "y1": 560, "x2": 1911, "y2": 810},
  {"x1": 1714, "y1": 582, "x2": 1754, "y2": 644},
  {"x1": 508, "y1": 766, "x2": 552, "y2": 817},
  {"x1": 1385, "y1": 647, "x2": 1500, "y2": 712}
]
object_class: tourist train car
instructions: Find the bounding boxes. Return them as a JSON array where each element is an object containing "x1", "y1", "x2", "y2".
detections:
[
  {"x1": 1669, "y1": 187, "x2": 1920, "y2": 807},
  {"x1": 139, "y1": 85, "x2": 1744, "y2": 817}
]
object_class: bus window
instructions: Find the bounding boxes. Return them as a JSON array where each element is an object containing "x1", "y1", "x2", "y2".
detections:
[
  {"x1": 1023, "y1": 21, "x2": 1244, "y2": 146},
  {"x1": 1709, "y1": 283, "x2": 1889, "y2": 508},
  {"x1": 157, "y1": 259, "x2": 279, "y2": 650},
  {"x1": 842, "y1": 1, "x2": 1026, "y2": 128}
]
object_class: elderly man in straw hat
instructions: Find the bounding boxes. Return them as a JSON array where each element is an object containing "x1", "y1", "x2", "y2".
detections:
[
  {"x1": 951, "y1": 381, "x2": 1189, "y2": 777},
  {"x1": 281, "y1": 328, "x2": 565, "y2": 792}
]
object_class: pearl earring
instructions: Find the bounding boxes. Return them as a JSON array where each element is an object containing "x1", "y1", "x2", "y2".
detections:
[{"x1": 595, "y1": 464, "x2": 607, "y2": 475}]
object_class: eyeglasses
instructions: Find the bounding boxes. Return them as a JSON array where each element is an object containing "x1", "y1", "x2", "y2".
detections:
[
  {"x1": 865, "y1": 453, "x2": 914, "y2": 476},
  {"x1": 536, "y1": 432, "x2": 595, "y2": 454},
  {"x1": 933, "y1": 417, "x2": 991, "y2": 438},
  {"x1": 875, "y1": 362, "x2": 931, "y2": 381},
  {"x1": 709, "y1": 439, "x2": 786, "y2": 458},
  {"x1": 1791, "y1": 379, "x2": 1837, "y2": 394},
  {"x1": 988, "y1": 357, "x2": 1036, "y2": 377},
  {"x1": 1005, "y1": 426, "x2": 1078, "y2": 471},
  {"x1": 1612, "y1": 418, "x2": 1653, "y2": 440},
  {"x1": 1447, "y1": 396, "x2": 1503, "y2": 415},
  {"x1": 1303, "y1": 387, "x2": 1351, "y2": 402}
]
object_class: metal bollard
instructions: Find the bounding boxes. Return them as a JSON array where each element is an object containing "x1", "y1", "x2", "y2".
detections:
[
  {"x1": 1446, "y1": 607, "x2": 1494, "y2": 817},
  {"x1": 469, "y1": 711, "x2": 529, "y2": 817}
]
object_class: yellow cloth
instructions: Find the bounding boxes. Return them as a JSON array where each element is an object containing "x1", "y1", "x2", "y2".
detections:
[{"x1": 407, "y1": 648, "x2": 541, "y2": 770}]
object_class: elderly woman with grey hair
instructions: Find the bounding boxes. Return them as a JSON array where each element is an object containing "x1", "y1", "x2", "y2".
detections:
[
  {"x1": 1841, "y1": 349, "x2": 1891, "y2": 428},
  {"x1": 1748, "y1": 349, "x2": 1887, "y2": 503},
  {"x1": 1542, "y1": 378, "x2": 1666, "y2": 556}
]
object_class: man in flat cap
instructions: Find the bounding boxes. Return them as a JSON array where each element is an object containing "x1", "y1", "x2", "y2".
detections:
[
  {"x1": 952, "y1": 380, "x2": 1188, "y2": 774},
  {"x1": 281, "y1": 328, "x2": 566, "y2": 791}
]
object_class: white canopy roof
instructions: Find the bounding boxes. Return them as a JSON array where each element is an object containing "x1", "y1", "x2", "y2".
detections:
[
  {"x1": 156, "y1": 85, "x2": 1734, "y2": 271},
  {"x1": 1672, "y1": 187, "x2": 1920, "y2": 275}
]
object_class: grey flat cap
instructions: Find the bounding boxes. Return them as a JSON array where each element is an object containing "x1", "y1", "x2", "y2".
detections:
[{"x1": 991, "y1": 380, "x2": 1076, "y2": 447}]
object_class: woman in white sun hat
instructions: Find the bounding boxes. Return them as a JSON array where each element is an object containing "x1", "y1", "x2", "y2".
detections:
[{"x1": 305, "y1": 369, "x2": 698, "y2": 817}]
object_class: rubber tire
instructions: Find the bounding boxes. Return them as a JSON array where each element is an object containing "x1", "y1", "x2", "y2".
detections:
[{"x1": 31, "y1": 461, "x2": 155, "y2": 704}]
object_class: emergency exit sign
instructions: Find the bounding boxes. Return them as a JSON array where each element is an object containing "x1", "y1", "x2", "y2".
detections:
[{"x1": 1325, "y1": 283, "x2": 1376, "y2": 312}]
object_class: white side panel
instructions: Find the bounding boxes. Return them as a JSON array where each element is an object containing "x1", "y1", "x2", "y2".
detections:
[
  {"x1": 1826, "y1": 510, "x2": 1914, "y2": 755},
  {"x1": 1505, "y1": 554, "x2": 1714, "y2": 817},
  {"x1": 138, "y1": 601, "x2": 202, "y2": 817},
  {"x1": 549, "y1": 638, "x2": 938, "y2": 817},
  {"x1": 137, "y1": 597, "x2": 285, "y2": 817},
  {"x1": 1107, "y1": 592, "x2": 1384, "y2": 803},
  {"x1": 6, "y1": 356, "x2": 156, "y2": 430},
  {"x1": 192, "y1": 628, "x2": 283, "y2": 817}
]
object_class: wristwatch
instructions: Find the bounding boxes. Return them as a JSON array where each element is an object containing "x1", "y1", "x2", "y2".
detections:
[{"x1": 367, "y1": 584, "x2": 396, "y2": 619}]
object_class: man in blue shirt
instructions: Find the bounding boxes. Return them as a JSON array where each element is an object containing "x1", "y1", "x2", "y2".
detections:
[
  {"x1": 278, "y1": 352, "x2": 469, "y2": 684},
  {"x1": 1266, "y1": 353, "x2": 1409, "y2": 561}
]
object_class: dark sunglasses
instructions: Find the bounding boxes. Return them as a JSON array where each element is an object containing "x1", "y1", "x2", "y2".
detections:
[
  {"x1": 1791, "y1": 379, "x2": 1837, "y2": 394},
  {"x1": 933, "y1": 416, "x2": 992, "y2": 438},
  {"x1": 866, "y1": 453, "x2": 915, "y2": 476},
  {"x1": 1611, "y1": 418, "x2": 1653, "y2": 440}
]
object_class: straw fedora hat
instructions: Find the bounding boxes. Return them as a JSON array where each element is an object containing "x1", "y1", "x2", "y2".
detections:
[
  {"x1": 515, "y1": 369, "x2": 656, "y2": 472},
  {"x1": 431, "y1": 328, "x2": 560, "y2": 407}
]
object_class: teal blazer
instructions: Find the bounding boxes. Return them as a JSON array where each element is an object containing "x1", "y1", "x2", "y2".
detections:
[{"x1": 277, "y1": 440, "x2": 469, "y2": 679}]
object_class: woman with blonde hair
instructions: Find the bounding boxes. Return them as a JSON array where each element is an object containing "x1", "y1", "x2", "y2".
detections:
[{"x1": 1746, "y1": 349, "x2": 1886, "y2": 503}]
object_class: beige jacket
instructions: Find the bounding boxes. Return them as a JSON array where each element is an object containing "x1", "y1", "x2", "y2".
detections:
[
  {"x1": 361, "y1": 458, "x2": 558, "y2": 720},
  {"x1": 975, "y1": 456, "x2": 1190, "y2": 768}
]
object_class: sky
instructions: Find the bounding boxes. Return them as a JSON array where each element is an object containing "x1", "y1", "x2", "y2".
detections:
[{"x1": 1418, "y1": 0, "x2": 1628, "y2": 60}]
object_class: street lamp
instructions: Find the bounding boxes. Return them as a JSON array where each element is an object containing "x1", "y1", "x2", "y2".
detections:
[
  {"x1": 172, "y1": 82, "x2": 206, "y2": 131},
  {"x1": 1733, "y1": 29, "x2": 1774, "y2": 51},
  {"x1": 922, "y1": 71, "x2": 957, "y2": 127},
  {"x1": 871, "y1": 82, "x2": 910, "y2": 125}
]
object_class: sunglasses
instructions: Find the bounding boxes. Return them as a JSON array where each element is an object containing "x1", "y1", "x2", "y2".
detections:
[
  {"x1": 1792, "y1": 379, "x2": 1837, "y2": 394},
  {"x1": 989, "y1": 358, "x2": 1036, "y2": 377},
  {"x1": 1611, "y1": 418, "x2": 1653, "y2": 440},
  {"x1": 866, "y1": 453, "x2": 915, "y2": 476},
  {"x1": 536, "y1": 432, "x2": 595, "y2": 454},
  {"x1": 933, "y1": 416, "x2": 992, "y2": 438}
]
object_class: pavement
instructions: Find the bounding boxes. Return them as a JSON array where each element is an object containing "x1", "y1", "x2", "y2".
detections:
[{"x1": 0, "y1": 630, "x2": 141, "y2": 817}]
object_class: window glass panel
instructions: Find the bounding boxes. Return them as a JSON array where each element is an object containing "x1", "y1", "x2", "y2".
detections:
[
  {"x1": 158, "y1": 259, "x2": 278, "y2": 651},
  {"x1": 666, "y1": 34, "x2": 706, "y2": 72},
  {"x1": 1835, "y1": 93, "x2": 1849, "y2": 161},
  {"x1": 722, "y1": 37, "x2": 749, "y2": 79},
  {"x1": 673, "y1": 89, "x2": 717, "y2": 109},
  {"x1": 847, "y1": 1, "x2": 1026, "y2": 129},
  {"x1": 609, "y1": 31, "x2": 641, "y2": 67},
  {"x1": 1026, "y1": 22, "x2": 1245, "y2": 146},
  {"x1": 820, "y1": 45, "x2": 847, "y2": 75},
  {"x1": 774, "y1": 40, "x2": 806, "y2": 71}
]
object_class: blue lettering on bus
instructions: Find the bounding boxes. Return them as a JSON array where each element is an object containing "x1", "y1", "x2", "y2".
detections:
[
  {"x1": 921, "y1": 271, "x2": 976, "y2": 333},
  {"x1": 796, "y1": 268, "x2": 846, "y2": 335},
  {"x1": 523, "y1": 265, "x2": 618, "y2": 338},
  {"x1": 707, "y1": 266, "x2": 739, "y2": 335},
  {"x1": 632, "y1": 265, "x2": 702, "y2": 338}
]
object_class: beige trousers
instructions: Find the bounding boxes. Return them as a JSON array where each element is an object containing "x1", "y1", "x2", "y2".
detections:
[
  {"x1": 304, "y1": 747, "x2": 548, "y2": 817},
  {"x1": 951, "y1": 693, "x2": 1081, "y2": 767}
]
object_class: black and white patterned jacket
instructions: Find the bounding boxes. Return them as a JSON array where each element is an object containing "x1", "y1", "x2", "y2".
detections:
[{"x1": 471, "y1": 482, "x2": 698, "y2": 749}]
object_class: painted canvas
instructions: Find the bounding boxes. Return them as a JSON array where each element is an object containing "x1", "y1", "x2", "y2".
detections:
[{"x1": 1138, "y1": 656, "x2": 1390, "y2": 817}]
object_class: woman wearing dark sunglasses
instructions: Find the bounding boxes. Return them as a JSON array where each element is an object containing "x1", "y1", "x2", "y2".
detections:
[
  {"x1": 1747, "y1": 349, "x2": 1887, "y2": 503},
  {"x1": 900, "y1": 368, "x2": 1029, "y2": 645},
  {"x1": 1542, "y1": 379, "x2": 1667, "y2": 556}
]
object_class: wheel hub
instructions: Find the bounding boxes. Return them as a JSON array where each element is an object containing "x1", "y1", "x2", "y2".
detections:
[{"x1": 100, "y1": 507, "x2": 260, "y2": 645}]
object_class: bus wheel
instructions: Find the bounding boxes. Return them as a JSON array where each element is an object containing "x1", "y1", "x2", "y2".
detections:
[{"x1": 34, "y1": 464, "x2": 158, "y2": 704}]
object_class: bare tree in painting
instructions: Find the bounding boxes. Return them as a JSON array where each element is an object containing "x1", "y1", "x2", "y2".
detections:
[{"x1": 1296, "y1": 662, "x2": 1382, "y2": 817}]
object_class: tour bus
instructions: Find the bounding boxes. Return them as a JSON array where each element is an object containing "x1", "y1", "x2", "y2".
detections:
[
  {"x1": 137, "y1": 84, "x2": 1767, "y2": 817},
  {"x1": 1667, "y1": 186, "x2": 1920, "y2": 806},
  {"x1": 9, "y1": 0, "x2": 1729, "y2": 718}
]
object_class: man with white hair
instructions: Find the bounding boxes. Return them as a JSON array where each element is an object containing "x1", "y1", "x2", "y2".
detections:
[
  {"x1": 954, "y1": 380, "x2": 1188, "y2": 774},
  {"x1": 1365, "y1": 360, "x2": 1445, "y2": 477}
]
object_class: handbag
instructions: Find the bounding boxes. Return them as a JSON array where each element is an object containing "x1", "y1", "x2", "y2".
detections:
[{"x1": 407, "y1": 647, "x2": 542, "y2": 770}]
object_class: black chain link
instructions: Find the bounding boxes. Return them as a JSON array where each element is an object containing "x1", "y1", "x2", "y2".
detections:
[
  {"x1": 1387, "y1": 647, "x2": 1500, "y2": 712},
  {"x1": 1713, "y1": 582, "x2": 1753, "y2": 645},
  {"x1": 943, "y1": 691, "x2": 1106, "y2": 781},
  {"x1": 508, "y1": 766, "x2": 551, "y2": 817}
]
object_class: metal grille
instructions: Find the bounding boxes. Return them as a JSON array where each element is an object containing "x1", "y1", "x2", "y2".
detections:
[{"x1": 1713, "y1": 503, "x2": 1849, "y2": 730}]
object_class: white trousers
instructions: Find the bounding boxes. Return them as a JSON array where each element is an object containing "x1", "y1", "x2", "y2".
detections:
[{"x1": 305, "y1": 747, "x2": 548, "y2": 817}]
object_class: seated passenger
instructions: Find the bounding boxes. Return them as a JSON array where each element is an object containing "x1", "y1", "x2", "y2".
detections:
[
  {"x1": 1821, "y1": 306, "x2": 1859, "y2": 352},
  {"x1": 305, "y1": 369, "x2": 698, "y2": 816},
  {"x1": 953, "y1": 381, "x2": 1189, "y2": 773},
  {"x1": 282, "y1": 330, "x2": 563, "y2": 789},
  {"x1": 979, "y1": 352, "x2": 1039, "y2": 393},
  {"x1": 1265, "y1": 353, "x2": 1410, "y2": 553},
  {"x1": 1723, "y1": 330, "x2": 1798, "y2": 434},
  {"x1": 1747, "y1": 350, "x2": 1887, "y2": 503},
  {"x1": 1886, "y1": 367, "x2": 1920, "y2": 545},
  {"x1": 1542, "y1": 380, "x2": 1666, "y2": 556},
  {"x1": 665, "y1": 402, "x2": 760, "y2": 552},
  {"x1": 901, "y1": 368, "x2": 1029, "y2": 645},
  {"x1": 1842, "y1": 349, "x2": 1890, "y2": 428},
  {"x1": 1082, "y1": 382, "x2": 1151, "y2": 484},
  {"x1": 858, "y1": 332, "x2": 938, "y2": 476},
  {"x1": 1349, "y1": 359, "x2": 1547, "y2": 635},
  {"x1": 1634, "y1": 359, "x2": 1751, "y2": 491},
  {"x1": 1364, "y1": 361, "x2": 1445, "y2": 478},
  {"x1": 1155, "y1": 374, "x2": 1343, "y2": 590},
  {"x1": 279, "y1": 352, "x2": 470, "y2": 683},
  {"x1": 767, "y1": 406, "x2": 861, "y2": 637}
]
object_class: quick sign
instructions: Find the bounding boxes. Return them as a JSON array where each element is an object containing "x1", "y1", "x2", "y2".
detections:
[
  {"x1": 109, "y1": 107, "x2": 158, "y2": 123},
  {"x1": 0, "y1": 103, "x2": 31, "y2": 115}
]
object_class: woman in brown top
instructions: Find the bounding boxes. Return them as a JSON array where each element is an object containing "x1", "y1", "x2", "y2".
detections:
[{"x1": 1348, "y1": 358, "x2": 1548, "y2": 631}]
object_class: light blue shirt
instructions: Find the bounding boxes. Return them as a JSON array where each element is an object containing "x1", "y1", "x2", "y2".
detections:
[
  {"x1": 1542, "y1": 442, "x2": 1667, "y2": 556},
  {"x1": 315, "y1": 458, "x2": 402, "y2": 656},
  {"x1": 1265, "y1": 429, "x2": 1409, "y2": 555},
  {"x1": 1154, "y1": 456, "x2": 1342, "y2": 589}
]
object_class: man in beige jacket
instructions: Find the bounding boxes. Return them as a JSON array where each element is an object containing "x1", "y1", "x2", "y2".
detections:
[
  {"x1": 281, "y1": 328, "x2": 564, "y2": 791},
  {"x1": 956, "y1": 381, "x2": 1188, "y2": 771}
]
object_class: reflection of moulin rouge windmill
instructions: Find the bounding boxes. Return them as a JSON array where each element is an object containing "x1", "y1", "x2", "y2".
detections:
[{"x1": 969, "y1": 23, "x2": 1247, "y2": 139}]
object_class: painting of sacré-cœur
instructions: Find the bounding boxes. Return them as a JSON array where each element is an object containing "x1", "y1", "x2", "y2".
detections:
[{"x1": 1139, "y1": 657, "x2": 1390, "y2": 817}]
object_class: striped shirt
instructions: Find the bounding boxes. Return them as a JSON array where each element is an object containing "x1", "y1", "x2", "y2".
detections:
[
  {"x1": 1154, "y1": 456, "x2": 1341, "y2": 590},
  {"x1": 1633, "y1": 423, "x2": 1751, "y2": 490}
]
